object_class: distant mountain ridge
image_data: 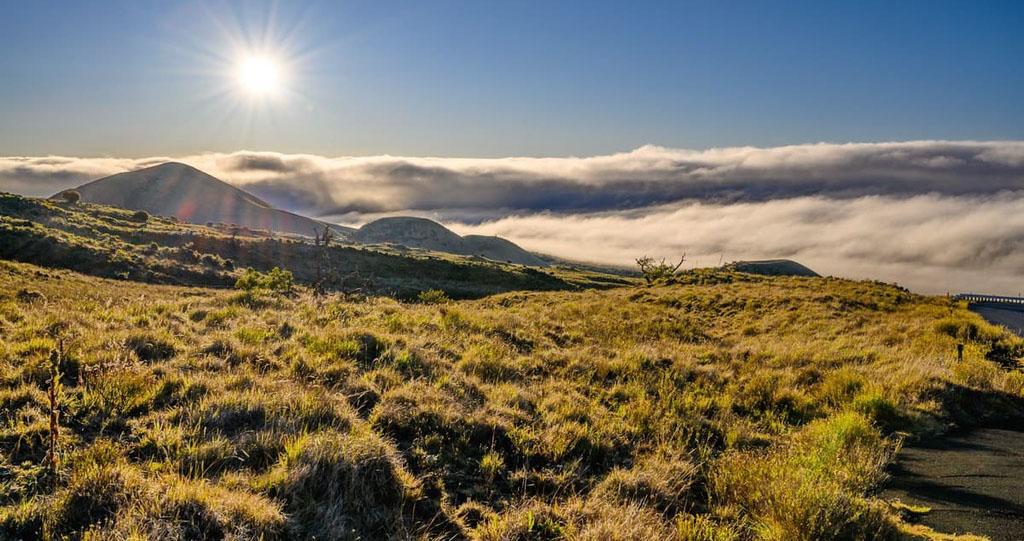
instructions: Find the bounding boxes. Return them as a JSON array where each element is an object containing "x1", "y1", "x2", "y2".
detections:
[
  {"x1": 57, "y1": 162, "x2": 345, "y2": 237},
  {"x1": 57, "y1": 162, "x2": 546, "y2": 266}
]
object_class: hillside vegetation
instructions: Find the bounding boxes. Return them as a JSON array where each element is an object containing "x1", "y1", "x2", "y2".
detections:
[
  {"x1": 0, "y1": 260, "x2": 1022, "y2": 540},
  {"x1": 0, "y1": 192, "x2": 625, "y2": 299}
]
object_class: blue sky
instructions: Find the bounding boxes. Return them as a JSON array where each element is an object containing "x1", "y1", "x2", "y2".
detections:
[{"x1": 1, "y1": 1, "x2": 1022, "y2": 157}]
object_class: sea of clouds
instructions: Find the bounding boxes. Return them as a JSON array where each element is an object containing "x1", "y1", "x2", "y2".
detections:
[{"x1": 3, "y1": 140, "x2": 1024, "y2": 294}]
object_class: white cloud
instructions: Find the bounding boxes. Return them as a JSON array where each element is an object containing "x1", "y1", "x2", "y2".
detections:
[
  {"x1": 3, "y1": 141, "x2": 1024, "y2": 293},
  {"x1": 4, "y1": 140, "x2": 1024, "y2": 211},
  {"x1": 450, "y1": 193, "x2": 1024, "y2": 295}
]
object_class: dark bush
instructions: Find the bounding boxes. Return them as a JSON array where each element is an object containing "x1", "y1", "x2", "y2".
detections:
[
  {"x1": 15, "y1": 288, "x2": 46, "y2": 303},
  {"x1": 60, "y1": 190, "x2": 81, "y2": 204},
  {"x1": 199, "y1": 253, "x2": 221, "y2": 267}
]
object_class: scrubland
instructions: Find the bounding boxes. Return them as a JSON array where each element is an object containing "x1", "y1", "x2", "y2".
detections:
[{"x1": 0, "y1": 261, "x2": 1022, "y2": 540}]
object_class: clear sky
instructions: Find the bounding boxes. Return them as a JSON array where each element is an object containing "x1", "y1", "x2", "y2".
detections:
[{"x1": 1, "y1": 0, "x2": 1022, "y2": 157}]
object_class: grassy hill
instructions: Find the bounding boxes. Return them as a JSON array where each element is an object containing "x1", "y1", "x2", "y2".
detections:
[
  {"x1": 0, "y1": 259, "x2": 1021, "y2": 539},
  {"x1": 0, "y1": 192, "x2": 625, "y2": 299}
]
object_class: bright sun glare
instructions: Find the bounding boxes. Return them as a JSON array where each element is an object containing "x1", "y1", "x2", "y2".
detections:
[{"x1": 238, "y1": 56, "x2": 281, "y2": 95}]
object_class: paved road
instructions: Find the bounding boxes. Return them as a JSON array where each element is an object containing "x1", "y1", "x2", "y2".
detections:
[
  {"x1": 972, "y1": 305, "x2": 1024, "y2": 336},
  {"x1": 881, "y1": 423, "x2": 1024, "y2": 540}
]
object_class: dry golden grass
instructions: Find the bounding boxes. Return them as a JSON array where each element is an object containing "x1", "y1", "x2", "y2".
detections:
[{"x1": 0, "y1": 260, "x2": 1020, "y2": 539}]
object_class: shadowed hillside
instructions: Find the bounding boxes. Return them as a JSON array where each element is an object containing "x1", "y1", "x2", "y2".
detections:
[
  {"x1": 1, "y1": 192, "x2": 628, "y2": 298},
  {"x1": 56, "y1": 162, "x2": 349, "y2": 237},
  {"x1": 727, "y1": 259, "x2": 820, "y2": 277},
  {"x1": 353, "y1": 216, "x2": 547, "y2": 266}
]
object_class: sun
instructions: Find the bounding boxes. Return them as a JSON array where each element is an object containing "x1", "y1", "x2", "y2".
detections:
[{"x1": 237, "y1": 56, "x2": 282, "y2": 95}]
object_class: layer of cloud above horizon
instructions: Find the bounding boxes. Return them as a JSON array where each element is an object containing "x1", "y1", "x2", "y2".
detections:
[{"x1": 2, "y1": 140, "x2": 1024, "y2": 294}]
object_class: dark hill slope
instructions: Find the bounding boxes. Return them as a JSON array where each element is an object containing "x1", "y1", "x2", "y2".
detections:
[
  {"x1": 354, "y1": 217, "x2": 464, "y2": 252},
  {"x1": 728, "y1": 259, "x2": 819, "y2": 277},
  {"x1": 58, "y1": 162, "x2": 349, "y2": 237},
  {"x1": 353, "y1": 217, "x2": 546, "y2": 266},
  {"x1": 463, "y1": 235, "x2": 547, "y2": 267}
]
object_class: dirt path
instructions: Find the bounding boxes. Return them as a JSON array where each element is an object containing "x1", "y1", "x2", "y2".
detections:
[{"x1": 880, "y1": 423, "x2": 1024, "y2": 540}]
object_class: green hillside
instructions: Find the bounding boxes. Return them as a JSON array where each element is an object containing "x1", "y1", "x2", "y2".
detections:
[{"x1": 0, "y1": 258, "x2": 1021, "y2": 539}]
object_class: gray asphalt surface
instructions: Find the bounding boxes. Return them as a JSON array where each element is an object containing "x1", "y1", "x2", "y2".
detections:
[
  {"x1": 971, "y1": 305, "x2": 1024, "y2": 336},
  {"x1": 881, "y1": 423, "x2": 1024, "y2": 540},
  {"x1": 879, "y1": 304, "x2": 1024, "y2": 539}
]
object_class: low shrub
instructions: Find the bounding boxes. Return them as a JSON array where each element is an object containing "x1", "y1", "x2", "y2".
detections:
[
  {"x1": 235, "y1": 267, "x2": 294, "y2": 293},
  {"x1": 417, "y1": 289, "x2": 450, "y2": 304},
  {"x1": 59, "y1": 190, "x2": 80, "y2": 204},
  {"x1": 950, "y1": 359, "x2": 1001, "y2": 389}
]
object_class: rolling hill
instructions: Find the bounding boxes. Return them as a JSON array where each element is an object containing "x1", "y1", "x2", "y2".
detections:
[
  {"x1": 55, "y1": 162, "x2": 349, "y2": 237},
  {"x1": 57, "y1": 163, "x2": 548, "y2": 266},
  {"x1": 353, "y1": 216, "x2": 547, "y2": 266}
]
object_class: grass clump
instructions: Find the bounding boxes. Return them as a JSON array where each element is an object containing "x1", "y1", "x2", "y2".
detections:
[
  {"x1": 264, "y1": 428, "x2": 418, "y2": 539},
  {"x1": 712, "y1": 413, "x2": 896, "y2": 541},
  {"x1": 124, "y1": 332, "x2": 176, "y2": 362},
  {"x1": 591, "y1": 451, "x2": 698, "y2": 515},
  {"x1": 819, "y1": 368, "x2": 866, "y2": 407},
  {"x1": 851, "y1": 392, "x2": 905, "y2": 432},
  {"x1": 45, "y1": 461, "x2": 149, "y2": 538},
  {"x1": 156, "y1": 474, "x2": 285, "y2": 539}
]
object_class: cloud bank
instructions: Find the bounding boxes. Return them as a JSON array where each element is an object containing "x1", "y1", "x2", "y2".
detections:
[
  {"x1": 3, "y1": 140, "x2": 1024, "y2": 293},
  {"x1": 450, "y1": 194, "x2": 1024, "y2": 295}
]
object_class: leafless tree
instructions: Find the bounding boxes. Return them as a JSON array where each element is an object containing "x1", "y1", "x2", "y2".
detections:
[{"x1": 636, "y1": 254, "x2": 686, "y2": 284}]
